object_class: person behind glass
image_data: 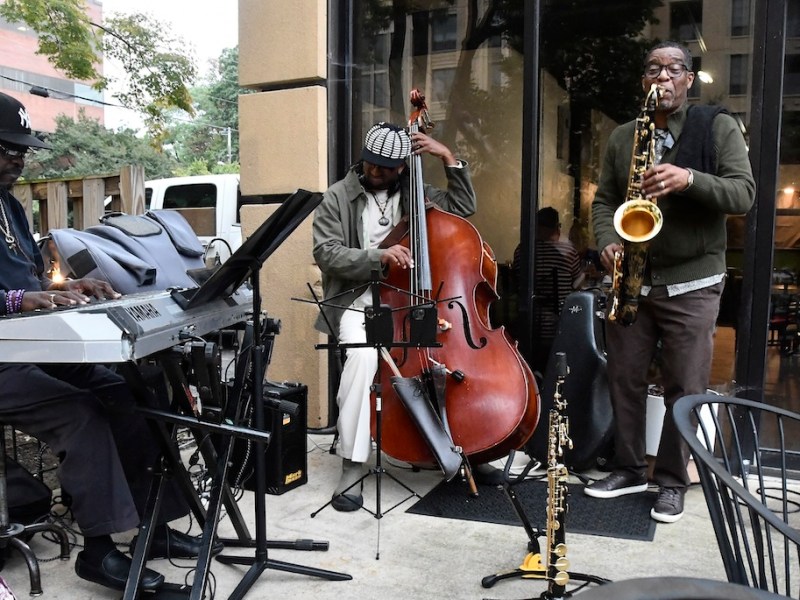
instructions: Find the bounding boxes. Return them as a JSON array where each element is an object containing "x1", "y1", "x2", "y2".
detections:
[
  {"x1": 512, "y1": 207, "x2": 583, "y2": 374},
  {"x1": 568, "y1": 219, "x2": 603, "y2": 287},
  {"x1": 312, "y1": 122, "x2": 481, "y2": 511},
  {"x1": 0, "y1": 92, "x2": 222, "y2": 592},
  {"x1": 587, "y1": 42, "x2": 755, "y2": 523}
]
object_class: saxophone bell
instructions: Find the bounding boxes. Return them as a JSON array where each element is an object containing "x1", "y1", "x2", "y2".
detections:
[{"x1": 613, "y1": 199, "x2": 663, "y2": 243}]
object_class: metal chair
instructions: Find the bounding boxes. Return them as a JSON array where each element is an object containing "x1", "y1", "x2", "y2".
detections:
[
  {"x1": 674, "y1": 394, "x2": 800, "y2": 599},
  {"x1": 0, "y1": 426, "x2": 70, "y2": 596},
  {"x1": 574, "y1": 576, "x2": 786, "y2": 599}
]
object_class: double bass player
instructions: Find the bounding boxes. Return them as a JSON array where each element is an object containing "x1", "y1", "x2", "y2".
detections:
[{"x1": 313, "y1": 122, "x2": 503, "y2": 511}]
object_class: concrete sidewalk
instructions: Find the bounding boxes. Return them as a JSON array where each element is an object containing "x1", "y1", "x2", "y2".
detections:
[{"x1": 0, "y1": 433, "x2": 725, "y2": 599}]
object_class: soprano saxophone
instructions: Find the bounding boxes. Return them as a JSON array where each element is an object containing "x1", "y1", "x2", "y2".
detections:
[
  {"x1": 544, "y1": 352, "x2": 572, "y2": 598},
  {"x1": 607, "y1": 84, "x2": 663, "y2": 326}
]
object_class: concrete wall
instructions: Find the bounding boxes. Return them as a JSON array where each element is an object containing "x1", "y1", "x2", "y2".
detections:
[{"x1": 238, "y1": 0, "x2": 331, "y2": 427}]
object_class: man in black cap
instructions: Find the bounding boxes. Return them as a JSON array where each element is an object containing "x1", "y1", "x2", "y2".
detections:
[
  {"x1": 0, "y1": 92, "x2": 219, "y2": 591},
  {"x1": 312, "y1": 122, "x2": 482, "y2": 511}
]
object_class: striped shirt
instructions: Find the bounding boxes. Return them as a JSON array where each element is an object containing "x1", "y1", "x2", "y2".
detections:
[{"x1": 533, "y1": 239, "x2": 582, "y2": 339}]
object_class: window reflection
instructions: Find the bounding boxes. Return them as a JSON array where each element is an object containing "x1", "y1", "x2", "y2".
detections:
[
  {"x1": 730, "y1": 0, "x2": 751, "y2": 36},
  {"x1": 729, "y1": 53, "x2": 748, "y2": 95},
  {"x1": 670, "y1": 0, "x2": 703, "y2": 41},
  {"x1": 347, "y1": 0, "x2": 794, "y2": 418}
]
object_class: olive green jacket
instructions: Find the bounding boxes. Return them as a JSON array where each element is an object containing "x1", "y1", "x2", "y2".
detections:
[
  {"x1": 312, "y1": 164, "x2": 476, "y2": 337},
  {"x1": 592, "y1": 105, "x2": 755, "y2": 286}
]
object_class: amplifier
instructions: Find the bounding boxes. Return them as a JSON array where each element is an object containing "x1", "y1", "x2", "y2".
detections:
[{"x1": 228, "y1": 381, "x2": 308, "y2": 495}]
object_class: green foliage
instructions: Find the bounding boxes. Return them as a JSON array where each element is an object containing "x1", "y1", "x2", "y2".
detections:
[
  {"x1": 21, "y1": 111, "x2": 176, "y2": 180},
  {"x1": 0, "y1": 0, "x2": 196, "y2": 137},
  {"x1": 164, "y1": 47, "x2": 247, "y2": 171},
  {"x1": 0, "y1": 0, "x2": 101, "y2": 82},
  {"x1": 102, "y1": 13, "x2": 197, "y2": 136}
]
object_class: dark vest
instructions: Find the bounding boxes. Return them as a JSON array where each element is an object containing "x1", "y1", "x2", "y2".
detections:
[{"x1": 673, "y1": 105, "x2": 729, "y2": 174}]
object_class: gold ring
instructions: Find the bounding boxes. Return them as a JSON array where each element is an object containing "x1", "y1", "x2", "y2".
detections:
[{"x1": 659, "y1": 180, "x2": 666, "y2": 190}]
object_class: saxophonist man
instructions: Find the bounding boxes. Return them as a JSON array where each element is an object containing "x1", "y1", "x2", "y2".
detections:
[{"x1": 586, "y1": 41, "x2": 755, "y2": 522}]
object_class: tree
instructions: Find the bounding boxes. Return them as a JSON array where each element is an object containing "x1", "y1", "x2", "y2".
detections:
[
  {"x1": 22, "y1": 111, "x2": 176, "y2": 180},
  {"x1": 0, "y1": 0, "x2": 196, "y2": 136},
  {"x1": 164, "y1": 47, "x2": 249, "y2": 174}
]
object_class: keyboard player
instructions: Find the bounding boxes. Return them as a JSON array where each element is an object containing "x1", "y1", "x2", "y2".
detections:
[{"x1": 0, "y1": 92, "x2": 219, "y2": 593}]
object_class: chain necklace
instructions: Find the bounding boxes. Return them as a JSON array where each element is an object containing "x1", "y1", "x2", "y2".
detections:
[
  {"x1": 0, "y1": 194, "x2": 18, "y2": 253},
  {"x1": 371, "y1": 192, "x2": 392, "y2": 226}
]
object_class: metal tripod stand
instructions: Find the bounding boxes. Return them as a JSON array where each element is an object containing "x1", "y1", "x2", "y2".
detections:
[{"x1": 308, "y1": 276, "x2": 465, "y2": 559}]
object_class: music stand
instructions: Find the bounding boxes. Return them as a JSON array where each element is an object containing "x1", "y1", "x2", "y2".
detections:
[
  {"x1": 201, "y1": 190, "x2": 351, "y2": 597},
  {"x1": 129, "y1": 190, "x2": 351, "y2": 599},
  {"x1": 308, "y1": 273, "x2": 464, "y2": 558}
]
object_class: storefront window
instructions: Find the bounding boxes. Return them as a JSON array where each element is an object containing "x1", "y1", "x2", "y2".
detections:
[{"x1": 348, "y1": 1, "x2": 796, "y2": 427}]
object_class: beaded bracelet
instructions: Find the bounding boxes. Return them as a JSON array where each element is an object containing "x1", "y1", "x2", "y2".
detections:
[{"x1": 4, "y1": 289, "x2": 24, "y2": 315}]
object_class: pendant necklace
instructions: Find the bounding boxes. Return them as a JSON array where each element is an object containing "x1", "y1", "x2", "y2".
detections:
[
  {"x1": 0, "y1": 195, "x2": 18, "y2": 253},
  {"x1": 371, "y1": 192, "x2": 391, "y2": 226}
]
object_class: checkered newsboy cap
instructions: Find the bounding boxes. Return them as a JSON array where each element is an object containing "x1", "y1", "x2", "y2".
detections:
[{"x1": 361, "y1": 122, "x2": 411, "y2": 168}]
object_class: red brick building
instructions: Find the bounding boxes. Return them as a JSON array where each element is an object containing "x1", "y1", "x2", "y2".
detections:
[{"x1": 0, "y1": 0, "x2": 104, "y2": 135}]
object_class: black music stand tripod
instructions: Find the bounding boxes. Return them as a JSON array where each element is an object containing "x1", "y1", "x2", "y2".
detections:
[
  {"x1": 214, "y1": 259, "x2": 351, "y2": 597},
  {"x1": 308, "y1": 275, "x2": 457, "y2": 551},
  {"x1": 125, "y1": 190, "x2": 351, "y2": 598}
]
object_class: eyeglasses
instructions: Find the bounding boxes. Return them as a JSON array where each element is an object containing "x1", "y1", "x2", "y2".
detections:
[
  {"x1": 644, "y1": 63, "x2": 689, "y2": 79},
  {"x1": 0, "y1": 143, "x2": 31, "y2": 159}
]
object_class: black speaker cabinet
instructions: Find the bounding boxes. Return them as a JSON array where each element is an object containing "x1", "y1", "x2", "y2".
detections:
[{"x1": 228, "y1": 381, "x2": 308, "y2": 495}]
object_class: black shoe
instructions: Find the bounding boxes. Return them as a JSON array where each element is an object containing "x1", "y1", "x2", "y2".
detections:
[
  {"x1": 130, "y1": 528, "x2": 224, "y2": 560},
  {"x1": 584, "y1": 470, "x2": 648, "y2": 499},
  {"x1": 331, "y1": 493, "x2": 363, "y2": 512},
  {"x1": 472, "y1": 463, "x2": 505, "y2": 486},
  {"x1": 650, "y1": 486, "x2": 685, "y2": 523},
  {"x1": 75, "y1": 549, "x2": 164, "y2": 591}
]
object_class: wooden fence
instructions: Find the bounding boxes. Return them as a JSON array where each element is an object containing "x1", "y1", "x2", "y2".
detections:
[{"x1": 11, "y1": 165, "x2": 146, "y2": 235}]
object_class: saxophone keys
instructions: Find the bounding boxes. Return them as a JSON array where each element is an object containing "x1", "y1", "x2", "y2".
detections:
[
  {"x1": 553, "y1": 556, "x2": 570, "y2": 571},
  {"x1": 553, "y1": 570, "x2": 570, "y2": 586}
]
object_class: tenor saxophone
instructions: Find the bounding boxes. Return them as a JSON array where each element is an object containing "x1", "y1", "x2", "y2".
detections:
[{"x1": 607, "y1": 84, "x2": 663, "y2": 326}]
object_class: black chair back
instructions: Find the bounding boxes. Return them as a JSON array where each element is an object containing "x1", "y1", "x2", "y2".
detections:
[{"x1": 674, "y1": 394, "x2": 800, "y2": 598}]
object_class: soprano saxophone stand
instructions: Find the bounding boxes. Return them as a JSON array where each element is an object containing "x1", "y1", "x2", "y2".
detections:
[{"x1": 481, "y1": 353, "x2": 609, "y2": 599}]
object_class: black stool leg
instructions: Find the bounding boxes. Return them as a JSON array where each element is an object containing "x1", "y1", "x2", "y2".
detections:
[
  {"x1": 6, "y1": 537, "x2": 43, "y2": 596},
  {"x1": 0, "y1": 426, "x2": 70, "y2": 596}
]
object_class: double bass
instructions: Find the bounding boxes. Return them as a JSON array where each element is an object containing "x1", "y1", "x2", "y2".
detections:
[{"x1": 371, "y1": 90, "x2": 540, "y2": 477}]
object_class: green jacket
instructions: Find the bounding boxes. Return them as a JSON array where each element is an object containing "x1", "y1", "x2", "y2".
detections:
[
  {"x1": 592, "y1": 105, "x2": 755, "y2": 286},
  {"x1": 312, "y1": 163, "x2": 477, "y2": 337}
]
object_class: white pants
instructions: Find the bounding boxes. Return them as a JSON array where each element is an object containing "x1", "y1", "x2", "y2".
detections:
[{"x1": 336, "y1": 292, "x2": 378, "y2": 463}]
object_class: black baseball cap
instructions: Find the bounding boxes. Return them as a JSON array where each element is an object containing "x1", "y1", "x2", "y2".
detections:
[{"x1": 0, "y1": 92, "x2": 52, "y2": 149}]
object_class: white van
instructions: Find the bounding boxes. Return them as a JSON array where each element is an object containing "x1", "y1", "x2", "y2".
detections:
[{"x1": 145, "y1": 174, "x2": 242, "y2": 263}]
